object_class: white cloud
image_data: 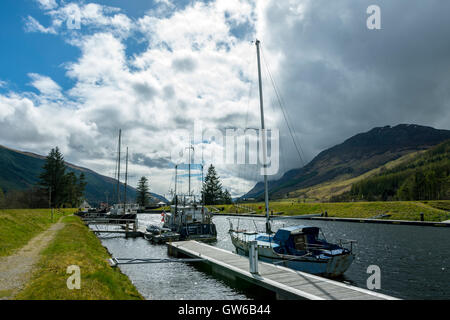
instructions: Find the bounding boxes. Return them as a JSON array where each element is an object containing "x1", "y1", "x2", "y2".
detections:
[
  {"x1": 28, "y1": 73, "x2": 64, "y2": 100},
  {"x1": 24, "y1": 15, "x2": 57, "y2": 34},
  {"x1": 3, "y1": 0, "x2": 267, "y2": 197},
  {"x1": 36, "y1": 0, "x2": 58, "y2": 10}
]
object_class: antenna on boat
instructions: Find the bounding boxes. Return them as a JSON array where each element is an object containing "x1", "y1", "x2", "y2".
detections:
[
  {"x1": 255, "y1": 39, "x2": 271, "y2": 234},
  {"x1": 124, "y1": 146, "x2": 128, "y2": 206}
]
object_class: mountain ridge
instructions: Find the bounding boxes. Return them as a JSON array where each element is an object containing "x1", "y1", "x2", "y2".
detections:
[
  {"x1": 0, "y1": 145, "x2": 168, "y2": 206},
  {"x1": 244, "y1": 124, "x2": 450, "y2": 200}
]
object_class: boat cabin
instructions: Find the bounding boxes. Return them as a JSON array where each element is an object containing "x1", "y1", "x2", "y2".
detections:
[{"x1": 273, "y1": 226, "x2": 340, "y2": 255}]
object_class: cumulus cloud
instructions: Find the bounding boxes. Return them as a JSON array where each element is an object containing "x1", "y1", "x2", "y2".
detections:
[
  {"x1": 36, "y1": 0, "x2": 58, "y2": 10},
  {"x1": 28, "y1": 73, "x2": 64, "y2": 99},
  {"x1": 24, "y1": 15, "x2": 57, "y2": 34}
]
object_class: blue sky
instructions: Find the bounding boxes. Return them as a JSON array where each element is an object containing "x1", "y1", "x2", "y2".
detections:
[
  {"x1": 0, "y1": 0, "x2": 210, "y2": 93},
  {"x1": 0, "y1": 1, "x2": 75, "y2": 93}
]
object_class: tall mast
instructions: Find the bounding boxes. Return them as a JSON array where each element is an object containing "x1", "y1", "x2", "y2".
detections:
[
  {"x1": 174, "y1": 164, "x2": 178, "y2": 214},
  {"x1": 188, "y1": 145, "x2": 191, "y2": 196},
  {"x1": 187, "y1": 144, "x2": 194, "y2": 197},
  {"x1": 255, "y1": 39, "x2": 271, "y2": 234},
  {"x1": 116, "y1": 129, "x2": 121, "y2": 204},
  {"x1": 124, "y1": 147, "x2": 128, "y2": 205}
]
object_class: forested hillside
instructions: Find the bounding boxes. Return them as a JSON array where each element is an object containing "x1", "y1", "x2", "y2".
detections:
[{"x1": 348, "y1": 140, "x2": 450, "y2": 201}]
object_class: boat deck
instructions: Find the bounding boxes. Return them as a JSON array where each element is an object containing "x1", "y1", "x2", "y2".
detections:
[{"x1": 167, "y1": 240, "x2": 399, "y2": 300}]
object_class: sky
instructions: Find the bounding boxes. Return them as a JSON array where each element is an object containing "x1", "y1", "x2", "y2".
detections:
[{"x1": 1, "y1": 0, "x2": 450, "y2": 199}]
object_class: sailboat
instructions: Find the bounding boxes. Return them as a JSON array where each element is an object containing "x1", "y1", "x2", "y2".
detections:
[
  {"x1": 160, "y1": 145, "x2": 217, "y2": 242},
  {"x1": 109, "y1": 129, "x2": 139, "y2": 219},
  {"x1": 228, "y1": 40, "x2": 354, "y2": 278}
]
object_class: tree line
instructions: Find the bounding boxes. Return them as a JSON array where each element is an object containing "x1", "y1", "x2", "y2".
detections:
[
  {"x1": 0, "y1": 147, "x2": 87, "y2": 209},
  {"x1": 334, "y1": 140, "x2": 450, "y2": 202}
]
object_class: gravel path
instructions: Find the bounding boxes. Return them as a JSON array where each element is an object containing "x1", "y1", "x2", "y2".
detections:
[{"x1": 0, "y1": 220, "x2": 64, "y2": 299}]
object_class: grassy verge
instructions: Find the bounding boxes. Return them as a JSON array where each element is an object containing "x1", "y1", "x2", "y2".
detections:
[
  {"x1": 0, "y1": 208, "x2": 73, "y2": 257},
  {"x1": 212, "y1": 200, "x2": 450, "y2": 222},
  {"x1": 15, "y1": 215, "x2": 143, "y2": 300}
]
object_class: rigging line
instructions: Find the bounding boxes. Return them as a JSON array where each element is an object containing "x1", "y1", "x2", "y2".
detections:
[
  {"x1": 260, "y1": 45, "x2": 306, "y2": 167},
  {"x1": 261, "y1": 46, "x2": 326, "y2": 212}
]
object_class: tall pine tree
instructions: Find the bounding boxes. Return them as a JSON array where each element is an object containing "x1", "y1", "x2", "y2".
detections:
[
  {"x1": 38, "y1": 147, "x2": 67, "y2": 207},
  {"x1": 201, "y1": 165, "x2": 223, "y2": 205},
  {"x1": 38, "y1": 147, "x2": 87, "y2": 208},
  {"x1": 136, "y1": 176, "x2": 150, "y2": 207}
]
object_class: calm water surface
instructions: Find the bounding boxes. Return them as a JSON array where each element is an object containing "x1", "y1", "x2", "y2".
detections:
[{"x1": 98, "y1": 214, "x2": 450, "y2": 300}]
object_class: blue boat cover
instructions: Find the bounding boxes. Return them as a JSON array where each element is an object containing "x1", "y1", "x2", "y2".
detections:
[{"x1": 273, "y1": 225, "x2": 320, "y2": 243}]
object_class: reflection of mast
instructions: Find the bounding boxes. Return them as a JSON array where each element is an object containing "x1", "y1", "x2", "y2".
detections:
[
  {"x1": 124, "y1": 147, "x2": 128, "y2": 205},
  {"x1": 116, "y1": 129, "x2": 121, "y2": 204}
]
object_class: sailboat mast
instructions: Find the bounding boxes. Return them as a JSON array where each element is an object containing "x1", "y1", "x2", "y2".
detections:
[
  {"x1": 174, "y1": 164, "x2": 178, "y2": 216},
  {"x1": 255, "y1": 39, "x2": 271, "y2": 233},
  {"x1": 188, "y1": 145, "x2": 191, "y2": 197},
  {"x1": 124, "y1": 147, "x2": 128, "y2": 205},
  {"x1": 117, "y1": 129, "x2": 121, "y2": 204}
]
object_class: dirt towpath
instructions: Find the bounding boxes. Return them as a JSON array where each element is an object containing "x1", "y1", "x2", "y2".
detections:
[{"x1": 0, "y1": 219, "x2": 65, "y2": 299}]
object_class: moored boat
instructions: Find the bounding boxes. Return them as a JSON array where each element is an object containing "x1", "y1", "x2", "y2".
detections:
[
  {"x1": 229, "y1": 224, "x2": 354, "y2": 277},
  {"x1": 228, "y1": 40, "x2": 355, "y2": 277}
]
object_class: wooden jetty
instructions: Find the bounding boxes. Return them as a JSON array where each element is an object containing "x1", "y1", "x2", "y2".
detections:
[{"x1": 168, "y1": 240, "x2": 399, "y2": 300}]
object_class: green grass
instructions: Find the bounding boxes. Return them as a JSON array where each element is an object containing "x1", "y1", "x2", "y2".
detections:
[
  {"x1": 213, "y1": 200, "x2": 450, "y2": 222},
  {"x1": 0, "y1": 208, "x2": 74, "y2": 257},
  {"x1": 289, "y1": 151, "x2": 424, "y2": 201},
  {"x1": 15, "y1": 215, "x2": 143, "y2": 300}
]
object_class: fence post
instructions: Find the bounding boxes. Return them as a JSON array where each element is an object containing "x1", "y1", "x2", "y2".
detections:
[{"x1": 249, "y1": 241, "x2": 259, "y2": 274}]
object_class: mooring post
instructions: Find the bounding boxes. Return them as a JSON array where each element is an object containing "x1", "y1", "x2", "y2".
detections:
[{"x1": 249, "y1": 241, "x2": 259, "y2": 274}]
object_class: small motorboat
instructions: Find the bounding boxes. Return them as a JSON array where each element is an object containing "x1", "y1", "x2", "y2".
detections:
[{"x1": 144, "y1": 224, "x2": 180, "y2": 244}]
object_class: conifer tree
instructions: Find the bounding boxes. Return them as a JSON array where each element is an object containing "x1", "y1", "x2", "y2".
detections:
[
  {"x1": 136, "y1": 176, "x2": 150, "y2": 207},
  {"x1": 201, "y1": 165, "x2": 223, "y2": 205},
  {"x1": 38, "y1": 147, "x2": 68, "y2": 207}
]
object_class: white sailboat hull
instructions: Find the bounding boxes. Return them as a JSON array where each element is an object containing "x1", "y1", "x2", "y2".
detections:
[{"x1": 231, "y1": 232, "x2": 354, "y2": 277}]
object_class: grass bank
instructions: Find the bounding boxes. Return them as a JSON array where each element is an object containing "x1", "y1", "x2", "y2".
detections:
[
  {"x1": 212, "y1": 200, "x2": 450, "y2": 222},
  {"x1": 0, "y1": 208, "x2": 73, "y2": 257},
  {"x1": 15, "y1": 215, "x2": 143, "y2": 300}
]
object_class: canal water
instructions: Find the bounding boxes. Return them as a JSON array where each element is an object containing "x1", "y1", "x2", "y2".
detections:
[{"x1": 98, "y1": 214, "x2": 450, "y2": 300}]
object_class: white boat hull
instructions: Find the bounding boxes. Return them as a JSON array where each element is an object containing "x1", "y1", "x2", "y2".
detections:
[{"x1": 231, "y1": 233, "x2": 354, "y2": 277}]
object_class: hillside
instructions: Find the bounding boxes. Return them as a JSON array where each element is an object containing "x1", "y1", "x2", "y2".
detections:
[
  {"x1": 244, "y1": 124, "x2": 450, "y2": 200},
  {"x1": 0, "y1": 145, "x2": 167, "y2": 206},
  {"x1": 289, "y1": 151, "x2": 424, "y2": 201},
  {"x1": 347, "y1": 139, "x2": 450, "y2": 201}
]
